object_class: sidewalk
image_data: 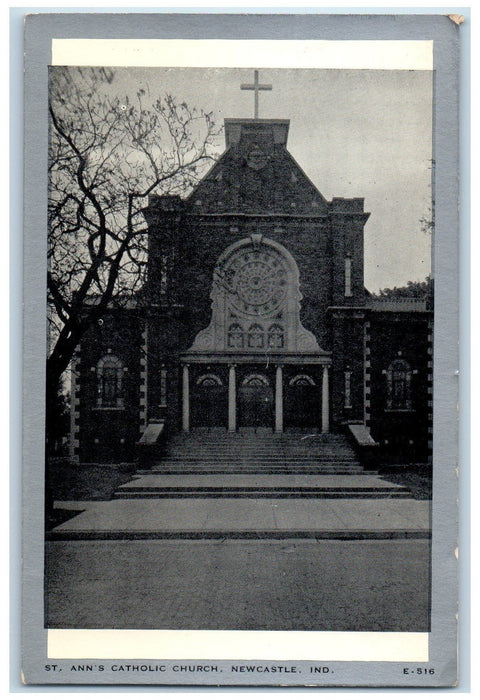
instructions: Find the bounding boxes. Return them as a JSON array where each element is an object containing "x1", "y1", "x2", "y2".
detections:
[{"x1": 49, "y1": 495, "x2": 430, "y2": 540}]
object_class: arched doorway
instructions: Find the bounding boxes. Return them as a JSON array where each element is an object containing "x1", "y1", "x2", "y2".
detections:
[
  {"x1": 238, "y1": 373, "x2": 274, "y2": 428},
  {"x1": 191, "y1": 373, "x2": 227, "y2": 427},
  {"x1": 285, "y1": 373, "x2": 319, "y2": 428}
]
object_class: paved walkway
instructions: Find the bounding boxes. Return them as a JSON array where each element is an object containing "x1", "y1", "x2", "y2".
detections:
[{"x1": 50, "y1": 496, "x2": 430, "y2": 539}]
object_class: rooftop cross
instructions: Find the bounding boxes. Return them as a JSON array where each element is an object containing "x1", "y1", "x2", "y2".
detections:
[{"x1": 240, "y1": 69, "x2": 272, "y2": 120}]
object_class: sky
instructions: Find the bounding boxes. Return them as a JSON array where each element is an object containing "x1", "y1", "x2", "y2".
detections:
[{"x1": 99, "y1": 66, "x2": 433, "y2": 293}]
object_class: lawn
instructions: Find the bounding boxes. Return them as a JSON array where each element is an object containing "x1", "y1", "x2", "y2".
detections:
[
  {"x1": 380, "y1": 465, "x2": 432, "y2": 500},
  {"x1": 46, "y1": 459, "x2": 136, "y2": 529},
  {"x1": 47, "y1": 459, "x2": 135, "y2": 502}
]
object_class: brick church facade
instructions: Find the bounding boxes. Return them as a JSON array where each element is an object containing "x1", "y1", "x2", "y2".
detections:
[{"x1": 69, "y1": 116, "x2": 433, "y2": 466}]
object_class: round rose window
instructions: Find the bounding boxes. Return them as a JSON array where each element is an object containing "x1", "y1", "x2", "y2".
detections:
[{"x1": 224, "y1": 246, "x2": 288, "y2": 315}]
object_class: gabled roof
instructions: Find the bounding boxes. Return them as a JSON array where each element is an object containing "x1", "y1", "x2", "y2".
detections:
[{"x1": 184, "y1": 118, "x2": 328, "y2": 217}]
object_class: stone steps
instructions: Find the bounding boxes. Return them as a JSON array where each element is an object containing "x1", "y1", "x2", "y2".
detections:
[
  {"x1": 115, "y1": 489, "x2": 408, "y2": 499},
  {"x1": 167, "y1": 448, "x2": 355, "y2": 452},
  {"x1": 114, "y1": 474, "x2": 410, "y2": 500},
  {"x1": 163, "y1": 456, "x2": 358, "y2": 461},
  {"x1": 150, "y1": 433, "x2": 368, "y2": 475},
  {"x1": 162, "y1": 433, "x2": 363, "y2": 471},
  {"x1": 143, "y1": 468, "x2": 373, "y2": 475},
  {"x1": 165, "y1": 452, "x2": 357, "y2": 457},
  {"x1": 159, "y1": 457, "x2": 361, "y2": 463},
  {"x1": 116, "y1": 431, "x2": 401, "y2": 500},
  {"x1": 169, "y1": 435, "x2": 350, "y2": 449}
]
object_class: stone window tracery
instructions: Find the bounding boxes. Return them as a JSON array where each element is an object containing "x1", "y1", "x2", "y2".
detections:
[
  {"x1": 247, "y1": 324, "x2": 265, "y2": 349},
  {"x1": 189, "y1": 235, "x2": 321, "y2": 354},
  {"x1": 267, "y1": 324, "x2": 284, "y2": 349},
  {"x1": 227, "y1": 323, "x2": 244, "y2": 349},
  {"x1": 224, "y1": 247, "x2": 289, "y2": 316}
]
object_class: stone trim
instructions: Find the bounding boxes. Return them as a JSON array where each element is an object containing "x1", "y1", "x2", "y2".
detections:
[
  {"x1": 344, "y1": 370, "x2": 352, "y2": 409},
  {"x1": 180, "y1": 352, "x2": 331, "y2": 365},
  {"x1": 69, "y1": 350, "x2": 80, "y2": 463},
  {"x1": 139, "y1": 323, "x2": 148, "y2": 431},
  {"x1": 364, "y1": 321, "x2": 371, "y2": 425},
  {"x1": 344, "y1": 257, "x2": 353, "y2": 297},
  {"x1": 427, "y1": 320, "x2": 434, "y2": 463},
  {"x1": 183, "y1": 212, "x2": 328, "y2": 220}
]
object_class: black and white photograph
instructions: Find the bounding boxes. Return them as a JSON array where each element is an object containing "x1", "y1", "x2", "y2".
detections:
[{"x1": 20, "y1": 13, "x2": 462, "y2": 688}]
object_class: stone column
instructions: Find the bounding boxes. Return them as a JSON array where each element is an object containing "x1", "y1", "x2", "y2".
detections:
[
  {"x1": 228, "y1": 364, "x2": 237, "y2": 433},
  {"x1": 182, "y1": 364, "x2": 190, "y2": 432},
  {"x1": 321, "y1": 365, "x2": 330, "y2": 433},
  {"x1": 275, "y1": 365, "x2": 284, "y2": 433}
]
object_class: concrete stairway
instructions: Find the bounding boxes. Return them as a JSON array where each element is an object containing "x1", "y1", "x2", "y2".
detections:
[
  {"x1": 114, "y1": 474, "x2": 409, "y2": 499},
  {"x1": 114, "y1": 430, "x2": 410, "y2": 500},
  {"x1": 143, "y1": 430, "x2": 371, "y2": 475}
]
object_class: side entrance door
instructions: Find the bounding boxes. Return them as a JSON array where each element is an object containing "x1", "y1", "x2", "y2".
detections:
[{"x1": 238, "y1": 373, "x2": 274, "y2": 428}]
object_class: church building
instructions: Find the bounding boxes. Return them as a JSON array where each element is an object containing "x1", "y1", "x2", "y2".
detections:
[{"x1": 69, "y1": 77, "x2": 433, "y2": 467}]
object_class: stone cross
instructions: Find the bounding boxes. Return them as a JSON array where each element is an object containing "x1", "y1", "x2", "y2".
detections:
[{"x1": 240, "y1": 69, "x2": 272, "y2": 119}]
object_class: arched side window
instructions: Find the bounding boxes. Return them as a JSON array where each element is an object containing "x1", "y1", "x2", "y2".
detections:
[
  {"x1": 267, "y1": 324, "x2": 284, "y2": 349},
  {"x1": 386, "y1": 358, "x2": 413, "y2": 410},
  {"x1": 227, "y1": 323, "x2": 244, "y2": 349},
  {"x1": 247, "y1": 324, "x2": 264, "y2": 349},
  {"x1": 96, "y1": 355, "x2": 124, "y2": 408}
]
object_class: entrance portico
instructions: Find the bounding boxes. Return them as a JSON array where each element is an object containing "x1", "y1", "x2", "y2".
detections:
[
  {"x1": 182, "y1": 235, "x2": 331, "y2": 434},
  {"x1": 181, "y1": 353, "x2": 331, "y2": 434}
]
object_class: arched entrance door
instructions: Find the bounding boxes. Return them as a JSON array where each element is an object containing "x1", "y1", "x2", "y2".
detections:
[
  {"x1": 285, "y1": 373, "x2": 319, "y2": 428},
  {"x1": 192, "y1": 373, "x2": 227, "y2": 427},
  {"x1": 238, "y1": 373, "x2": 274, "y2": 428}
]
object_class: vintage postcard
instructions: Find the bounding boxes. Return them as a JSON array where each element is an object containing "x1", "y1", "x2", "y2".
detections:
[{"x1": 21, "y1": 13, "x2": 461, "y2": 687}]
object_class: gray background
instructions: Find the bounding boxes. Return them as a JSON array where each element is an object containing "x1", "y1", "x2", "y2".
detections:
[{"x1": 15, "y1": 9, "x2": 467, "y2": 689}]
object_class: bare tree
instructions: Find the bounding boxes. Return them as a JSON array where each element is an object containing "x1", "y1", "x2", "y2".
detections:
[{"x1": 47, "y1": 67, "x2": 218, "y2": 401}]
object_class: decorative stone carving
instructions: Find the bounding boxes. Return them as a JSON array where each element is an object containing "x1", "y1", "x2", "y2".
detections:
[
  {"x1": 246, "y1": 147, "x2": 270, "y2": 170},
  {"x1": 189, "y1": 235, "x2": 321, "y2": 353}
]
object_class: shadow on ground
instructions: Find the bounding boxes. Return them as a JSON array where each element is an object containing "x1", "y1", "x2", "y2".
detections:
[
  {"x1": 47, "y1": 460, "x2": 135, "y2": 501},
  {"x1": 379, "y1": 466, "x2": 432, "y2": 500},
  {"x1": 46, "y1": 460, "x2": 136, "y2": 530}
]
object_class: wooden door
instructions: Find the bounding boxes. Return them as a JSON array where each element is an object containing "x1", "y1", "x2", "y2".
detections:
[
  {"x1": 238, "y1": 374, "x2": 274, "y2": 427},
  {"x1": 285, "y1": 374, "x2": 319, "y2": 428},
  {"x1": 192, "y1": 374, "x2": 227, "y2": 427}
]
